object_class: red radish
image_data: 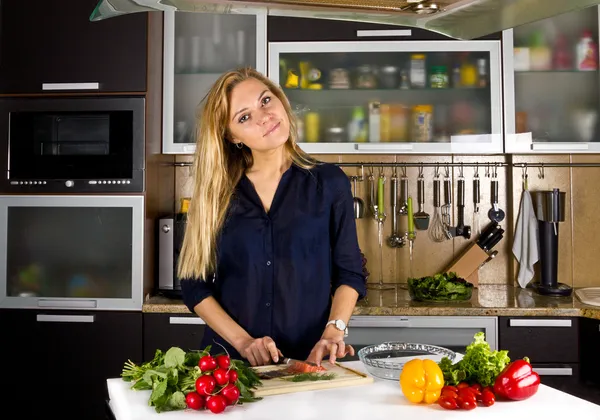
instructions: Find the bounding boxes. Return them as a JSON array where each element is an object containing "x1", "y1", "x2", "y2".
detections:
[
  {"x1": 199, "y1": 355, "x2": 217, "y2": 372},
  {"x1": 206, "y1": 395, "x2": 228, "y2": 414},
  {"x1": 185, "y1": 392, "x2": 205, "y2": 410},
  {"x1": 228, "y1": 370, "x2": 238, "y2": 383},
  {"x1": 221, "y1": 383, "x2": 240, "y2": 405},
  {"x1": 216, "y1": 354, "x2": 231, "y2": 369},
  {"x1": 195, "y1": 375, "x2": 216, "y2": 396},
  {"x1": 213, "y1": 368, "x2": 229, "y2": 386}
]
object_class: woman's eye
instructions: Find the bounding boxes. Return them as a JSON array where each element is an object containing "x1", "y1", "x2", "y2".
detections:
[
  {"x1": 262, "y1": 96, "x2": 271, "y2": 106},
  {"x1": 238, "y1": 114, "x2": 249, "y2": 124}
]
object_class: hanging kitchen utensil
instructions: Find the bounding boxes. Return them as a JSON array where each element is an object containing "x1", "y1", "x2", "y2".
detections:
[
  {"x1": 387, "y1": 168, "x2": 404, "y2": 248},
  {"x1": 442, "y1": 166, "x2": 454, "y2": 239},
  {"x1": 413, "y1": 164, "x2": 430, "y2": 231},
  {"x1": 473, "y1": 165, "x2": 481, "y2": 236},
  {"x1": 455, "y1": 166, "x2": 471, "y2": 239},
  {"x1": 407, "y1": 196, "x2": 416, "y2": 279},
  {"x1": 429, "y1": 166, "x2": 447, "y2": 243},
  {"x1": 351, "y1": 174, "x2": 365, "y2": 219},
  {"x1": 368, "y1": 168, "x2": 393, "y2": 290},
  {"x1": 488, "y1": 164, "x2": 505, "y2": 223}
]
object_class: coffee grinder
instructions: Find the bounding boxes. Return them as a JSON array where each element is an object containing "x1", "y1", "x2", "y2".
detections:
[{"x1": 532, "y1": 188, "x2": 573, "y2": 297}]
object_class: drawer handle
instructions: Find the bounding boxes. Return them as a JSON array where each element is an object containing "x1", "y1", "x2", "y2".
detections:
[
  {"x1": 356, "y1": 29, "x2": 412, "y2": 37},
  {"x1": 531, "y1": 143, "x2": 589, "y2": 151},
  {"x1": 349, "y1": 317, "x2": 411, "y2": 328},
  {"x1": 533, "y1": 367, "x2": 573, "y2": 376},
  {"x1": 509, "y1": 319, "x2": 572, "y2": 327},
  {"x1": 37, "y1": 314, "x2": 95, "y2": 323},
  {"x1": 42, "y1": 82, "x2": 100, "y2": 91},
  {"x1": 169, "y1": 317, "x2": 206, "y2": 325},
  {"x1": 355, "y1": 144, "x2": 413, "y2": 152}
]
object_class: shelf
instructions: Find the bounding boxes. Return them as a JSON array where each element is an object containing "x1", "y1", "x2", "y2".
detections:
[
  {"x1": 283, "y1": 87, "x2": 488, "y2": 93},
  {"x1": 515, "y1": 70, "x2": 598, "y2": 74},
  {"x1": 174, "y1": 71, "x2": 228, "y2": 76}
]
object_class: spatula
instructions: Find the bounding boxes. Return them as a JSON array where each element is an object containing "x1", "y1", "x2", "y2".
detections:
[{"x1": 414, "y1": 176, "x2": 430, "y2": 230}]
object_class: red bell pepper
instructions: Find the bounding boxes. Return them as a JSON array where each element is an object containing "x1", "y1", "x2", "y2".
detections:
[{"x1": 494, "y1": 358, "x2": 540, "y2": 401}]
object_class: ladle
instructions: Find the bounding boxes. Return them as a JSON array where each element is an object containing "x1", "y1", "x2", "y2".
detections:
[{"x1": 352, "y1": 176, "x2": 365, "y2": 219}]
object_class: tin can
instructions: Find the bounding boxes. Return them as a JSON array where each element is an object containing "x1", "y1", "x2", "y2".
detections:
[{"x1": 305, "y1": 112, "x2": 320, "y2": 143}]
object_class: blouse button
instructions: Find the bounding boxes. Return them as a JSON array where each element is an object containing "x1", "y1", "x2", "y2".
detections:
[
  {"x1": 266, "y1": 261, "x2": 271, "y2": 266},
  {"x1": 265, "y1": 302, "x2": 271, "y2": 307}
]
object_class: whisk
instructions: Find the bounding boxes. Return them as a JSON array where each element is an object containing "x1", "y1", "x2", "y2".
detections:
[{"x1": 429, "y1": 175, "x2": 447, "y2": 243}]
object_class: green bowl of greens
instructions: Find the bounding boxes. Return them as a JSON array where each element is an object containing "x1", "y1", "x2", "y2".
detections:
[{"x1": 408, "y1": 272, "x2": 474, "y2": 302}]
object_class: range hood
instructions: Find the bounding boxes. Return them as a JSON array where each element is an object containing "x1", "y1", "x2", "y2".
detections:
[{"x1": 90, "y1": 0, "x2": 600, "y2": 40}]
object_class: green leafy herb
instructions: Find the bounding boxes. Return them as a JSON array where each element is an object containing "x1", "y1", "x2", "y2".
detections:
[
  {"x1": 121, "y1": 346, "x2": 262, "y2": 412},
  {"x1": 282, "y1": 373, "x2": 336, "y2": 382},
  {"x1": 438, "y1": 332, "x2": 511, "y2": 387},
  {"x1": 408, "y1": 272, "x2": 474, "y2": 302}
]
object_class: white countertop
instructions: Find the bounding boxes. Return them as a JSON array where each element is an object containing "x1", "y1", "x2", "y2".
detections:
[{"x1": 107, "y1": 361, "x2": 600, "y2": 420}]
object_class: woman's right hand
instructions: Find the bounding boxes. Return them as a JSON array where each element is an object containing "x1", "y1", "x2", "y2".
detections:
[{"x1": 236, "y1": 336, "x2": 283, "y2": 366}]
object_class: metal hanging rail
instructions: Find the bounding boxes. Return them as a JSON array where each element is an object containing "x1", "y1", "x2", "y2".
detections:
[{"x1": 171, "y1": 161, "x2": 600, "y2": 168}]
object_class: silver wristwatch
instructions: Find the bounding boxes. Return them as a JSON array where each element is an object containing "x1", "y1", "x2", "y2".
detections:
[{"x1": 326, "y1": 319, "x2": 348, "y2": 337}]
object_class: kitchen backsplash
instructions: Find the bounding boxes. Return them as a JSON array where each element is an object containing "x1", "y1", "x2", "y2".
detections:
[{"x1": 173, "y1": 153, "x2": 600, "y2": 289}]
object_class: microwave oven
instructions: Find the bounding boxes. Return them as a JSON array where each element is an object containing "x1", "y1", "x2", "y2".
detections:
[{"x1": 0, "y1": 96, "x2": 145, "y2": 193}]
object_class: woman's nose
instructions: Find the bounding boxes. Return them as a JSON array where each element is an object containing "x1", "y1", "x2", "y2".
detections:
[{"x1": 258, "y1": 109, "x2": 272, "y2": 124}]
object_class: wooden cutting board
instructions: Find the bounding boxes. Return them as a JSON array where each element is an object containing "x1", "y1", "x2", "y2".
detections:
[{"x1": 251, "y1": 362, "x2": 374, "y2": 397}]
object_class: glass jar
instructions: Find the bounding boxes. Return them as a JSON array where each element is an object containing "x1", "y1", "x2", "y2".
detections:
[{"x1": 430, "y1": 66, "x2": 449, "y2": 88}]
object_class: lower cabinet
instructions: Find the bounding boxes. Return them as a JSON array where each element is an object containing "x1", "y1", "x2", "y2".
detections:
[
  {"x1": 1, "y1": 309, "x2": 142, "y2": 420},
  {"x1": 580, "y1": 317, "x2": 600, "y2": 405},
  {"x1": 143, "y1": 313, "x2": 206, "y2": 361}
]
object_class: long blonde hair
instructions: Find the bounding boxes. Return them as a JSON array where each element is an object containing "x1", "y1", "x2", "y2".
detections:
[{"x1": 177, "y1": 67, "x2": 316, "y2": 280}]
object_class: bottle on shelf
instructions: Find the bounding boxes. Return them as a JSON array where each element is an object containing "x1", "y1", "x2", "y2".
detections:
[
  {"x1": 576, "y1": 29, "x2": 598, "y2": 71},
  {"x1": 553, "y1": 34, "x2": 572, "y2": 71},
  {"x1": 529, "y1": 30, "x2": 552, "y2": 71}
]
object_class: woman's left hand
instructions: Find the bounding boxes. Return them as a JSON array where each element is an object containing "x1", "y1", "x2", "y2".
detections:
[{"x1": 306, "y1": 328, "x2": 355, "y2": 366}]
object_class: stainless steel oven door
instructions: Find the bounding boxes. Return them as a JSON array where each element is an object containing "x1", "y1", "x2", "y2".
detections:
[
  {"x1": 345, "y1": 315, "x2": 498, "y2": 360},
  {"x1": 0, "y1": 195, "x2": 144, "y2": 310}
]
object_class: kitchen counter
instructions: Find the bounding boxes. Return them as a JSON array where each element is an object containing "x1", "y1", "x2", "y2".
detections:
[
  {"x1": 144, "y1": 284, "x2": 600, "y2": 320},
  {"x1": 106, "y1": 361, "x2": 600, "y2": 419}
]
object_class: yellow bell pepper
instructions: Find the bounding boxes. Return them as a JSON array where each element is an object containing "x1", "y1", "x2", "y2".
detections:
[{"x1": 399, "y1": 359, "x2": 445, "y2": 404}]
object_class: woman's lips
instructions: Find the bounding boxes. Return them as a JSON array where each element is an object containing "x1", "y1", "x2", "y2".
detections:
[{"x1": 264, "y1": 122, "x2": 281, "y2": 137}]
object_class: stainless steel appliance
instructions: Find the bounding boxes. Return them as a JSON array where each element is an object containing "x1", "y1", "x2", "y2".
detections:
[
  {"x1": 0, "y1": 96, "x2": 145, "y2": 193},
  {"x1": 0, "y1": 195, "x2": 144, "y2": 310},
  {"x1": 157, "y1": 215, "x2": 187, "y2": 297},
  {"x1": 90, "y1": 0, "x2": 600, "y2": 41}
]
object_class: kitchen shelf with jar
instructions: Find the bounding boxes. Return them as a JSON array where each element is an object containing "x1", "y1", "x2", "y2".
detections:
[
  {"x1": 503, "y1": 6, "x2": 600, "y2": 154},
  {"x1": 268, "y1": 41, "x2": 503, "y2": 155},
  {"x1": 162, "y1": 10, "x2": 267, "y2": 154}
]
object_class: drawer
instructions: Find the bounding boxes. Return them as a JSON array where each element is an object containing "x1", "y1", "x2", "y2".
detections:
[
  {"x1": 533, "y1": 363, "x2": 580, "y2": 395},
  {"x1": 498, "y1": 316, "x2": 579, "y2": 363},
  {"x1": 143, "y1": 313, "x2": 206, "y2": 360}
]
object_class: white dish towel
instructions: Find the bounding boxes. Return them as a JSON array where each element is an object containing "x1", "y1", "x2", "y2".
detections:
[{"x1": 512, "y1": 189, "x2": 539, "y2": 288}]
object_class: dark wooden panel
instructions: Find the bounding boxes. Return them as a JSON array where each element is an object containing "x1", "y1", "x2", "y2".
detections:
[{"x1": 143, "y1": 313, "x2": 206, "y2": 361}]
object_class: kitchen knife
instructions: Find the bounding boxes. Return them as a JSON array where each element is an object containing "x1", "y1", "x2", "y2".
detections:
[
  {"x1": 480, "y1": 227, "x2": 503, "y2": 250},
  {"x1": 477, "y1": 221, "x2": 499, "y2": 246},
  {"x1": 278, "y1": 358, "x2": 321, "y2": 369},
  {"x1": 483, "y1": 230, "x2": 504, "y2": 251}
]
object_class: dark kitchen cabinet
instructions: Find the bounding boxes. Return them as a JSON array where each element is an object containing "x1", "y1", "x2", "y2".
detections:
[
  {"x1": 0, "y1": 0, "x2": 148, "y2": 94},
  {"x1": 267, "y1": 16, "x2": 501, "y2": 42},
  {"x1": 1, "y1": 309, "x2": 142, "y2": 420},
  {"x1": 143, "y1": 313, "x2": 206, "y2": 361},
  {"x1": 580, "y1": 317, "x2": 600, "y2": 405}
]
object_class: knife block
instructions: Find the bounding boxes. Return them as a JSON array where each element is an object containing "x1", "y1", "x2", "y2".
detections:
[{"x1": 444, "y1": 242, "x2": 490, "y2": 287}]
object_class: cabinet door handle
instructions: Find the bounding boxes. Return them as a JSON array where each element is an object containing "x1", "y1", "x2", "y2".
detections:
[
  {"x1": 349, "y1": 317, "x2": 411, "y2": 328},
  {"x1": 533, "y1": 367, "x2": 573, "y2": 376},
  {"x1": 531, "y1": 143, "x2": 588, "y2": 151},
  {"x1": 509, "y1": 319, "x2": 572, "y2": 327},
  {"x1": 169, "y1": 317, "x2": 206, "y2": 325},
  {"x1": 42, "y1": 82, "x2": 100, "y2": 91},
  {"x1": 356, "y1": 29, "x2": 412, "y2": 37},
  {"x1": 355, "y1": 144, "x2": 413, "y2": 152},
  {"x1": 36, "y1": 314, "x2": 95, "y2": 323}
]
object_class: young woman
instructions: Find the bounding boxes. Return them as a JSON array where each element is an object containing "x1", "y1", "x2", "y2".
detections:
[{"x1": 178, "y1": 67, "x2": 366, "y2": 367}]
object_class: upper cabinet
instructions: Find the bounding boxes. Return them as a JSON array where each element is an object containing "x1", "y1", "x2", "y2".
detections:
[
  {"x1": 162, "y1": 10, "x2": 267, "y2": 154},
  {"x1": 504, "y1": 6, "x2": 600, "y2": 153},
  {"x1": 0, "y1": 0, "x2": 148, "y2": 94},
  {"x1": 268, "y1": 41, "x2": 503, "y2": 154}
]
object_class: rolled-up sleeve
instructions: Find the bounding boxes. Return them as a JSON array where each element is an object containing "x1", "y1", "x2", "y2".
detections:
[
  {"x1": 329, "y1": 175, "x2": 367, "y2": 300},
  {"x1": 180, "y1": 277, "x2": 214, "y2": 313}
]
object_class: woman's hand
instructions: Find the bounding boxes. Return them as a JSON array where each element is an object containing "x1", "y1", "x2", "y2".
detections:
[
  {"x1": 306, "y1": 327, "x2": 355, "y2": 366},
  {"x1": 236, "y1": 336, "x2": 283, "y2": 366}
]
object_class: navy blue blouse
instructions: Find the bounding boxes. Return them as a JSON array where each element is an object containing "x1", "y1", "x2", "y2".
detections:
[{"x1": 180, "y1": 162, "x2": 366, "y2": 361}]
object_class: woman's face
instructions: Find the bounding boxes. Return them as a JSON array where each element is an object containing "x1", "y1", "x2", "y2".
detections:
[{"x1": 227, "y1": 78, "x2": 290, "y2": 152}]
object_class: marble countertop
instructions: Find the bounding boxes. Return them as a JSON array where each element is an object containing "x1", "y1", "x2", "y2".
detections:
[{"x1": 144, "y1": 284, "x2": 600, "y2": 320}]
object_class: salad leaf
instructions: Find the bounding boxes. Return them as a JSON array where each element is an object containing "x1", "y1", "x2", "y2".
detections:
[
  {"x1": 438, "y1": 332, "x2": 511, "y2": 387},
  {"x1": 408, "y1": 272, "x2": 473, "y2": 301}
]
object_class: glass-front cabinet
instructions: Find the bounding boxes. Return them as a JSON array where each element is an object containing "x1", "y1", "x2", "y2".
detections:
[
  {"x1": 504, "y1": 6, "x2": 600, "y2": 153},
  {"x1": 162, "y1": 11, "x2": 267, "y2": 154},
  {"x1": 268, "y1": 41, "x2": 503, "y2": 154}
]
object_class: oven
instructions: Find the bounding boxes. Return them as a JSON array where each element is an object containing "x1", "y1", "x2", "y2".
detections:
[
  {"x1": 0, "y1": 96, "x2": 145, "y2": 193},
  {"x1": 0, "y1": 195, "x2": 144, "y2": 310}
]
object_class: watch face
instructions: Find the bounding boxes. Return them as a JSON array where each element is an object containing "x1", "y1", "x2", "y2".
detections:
[{"x1": 335, "y1": 320, "x2": 346, "y2": 331}]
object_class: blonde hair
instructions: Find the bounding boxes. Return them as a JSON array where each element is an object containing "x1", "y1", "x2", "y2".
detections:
[{"x1": 177, "y1": 67, "x2": 316, "y2": 280}]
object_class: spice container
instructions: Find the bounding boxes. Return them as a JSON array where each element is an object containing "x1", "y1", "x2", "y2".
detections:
[
  {"x1": 355, "y1": 65, "x2": 378, "y2": 89},
  {"x1": 329, "y1": 68, "x2": 350, "y2": 89},
  {"x1": 305, "y1": 112, "x2": 320, "y2": 143},
  {"x1": 379, "y1": 66, "x2": 399, "y2": 89},
  {"x1": 325, "y1": 124, "x2": 346, "y2": 143},
  {"x1": 412, "y1": 105, "x2": 433, "y2": 142},
  {"x1": 410, "y1": 54, "x2": 427, "y2": 88},
  {"x1": 430, "y1": 66, "x2": 449, "y2": 88},
  {"x1": 477, "y1": 59, "x2": 488, "y2": 87}
]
